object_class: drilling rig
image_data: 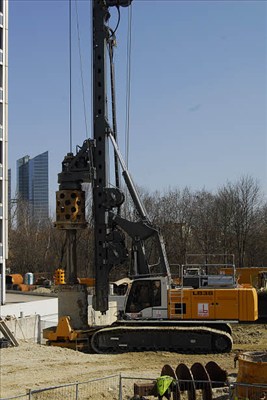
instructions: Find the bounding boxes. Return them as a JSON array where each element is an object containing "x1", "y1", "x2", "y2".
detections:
[{"x1": 44, "y1": 0, "x2": 258, "y2": 353}]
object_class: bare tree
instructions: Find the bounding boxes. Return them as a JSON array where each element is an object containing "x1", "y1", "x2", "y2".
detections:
[
  {"x1": 8, "y1": 176, "x2": 267, "y2": 280},
  {"x1": 190, "y1": 190, "x2": 219, "y2": 256},
  {"x1": 217, "y1": 176, "x2": 262, "y2": 267},
  {"x1": 154, "y1": 188, "x2": 195, "y2": 266}
]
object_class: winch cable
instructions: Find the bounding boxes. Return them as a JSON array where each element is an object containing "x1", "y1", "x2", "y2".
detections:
[
  {"x1": 107, "y1": 6, "x2": 122, "y2": 214},
  {"x1": 69, "y1": 0, "x2": 72, "y2": 153},
  {"x1": 75, "y1": 0, "x2": 89, "y2": 139},
  {"x1": 74, "y1": 0, "x2": 92, "y2": 209},
  {"x1": 90, "y1": 0, "x2": 93, "y2": 142},
  {"x1": 59, "y1": 0, "x2": 72, "y2": 271},
  {"x1": 124, "y1": 3, "x2": 133, "y2": 220},
  {"x1": 108, "y1": 40, "x2": 121, "y2": 213},
  {"x1": 108, "y1": 4, "x2": 133, "y2": 217},
  {"x1": 125, "y1": 3, "x2": 132, "y2": 170}
]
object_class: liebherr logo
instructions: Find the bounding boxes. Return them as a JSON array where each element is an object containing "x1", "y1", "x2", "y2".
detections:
[{"x1": 198, "y1": 303, "x2": 209, "y2": 316}]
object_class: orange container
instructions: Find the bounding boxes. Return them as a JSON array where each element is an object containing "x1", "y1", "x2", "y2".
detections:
[
  {"x1": 77, "y1": 277, "x2": 95, "y2": 287},
  {"x1": 6, "y1": 274, "x2": 23, "y2": 285},
  {"x1": 237, "y1": 351, "x2": 267, "y2": 397}
]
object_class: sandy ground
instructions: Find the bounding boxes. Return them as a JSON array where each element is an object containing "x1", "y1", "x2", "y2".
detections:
[{"x1": 0, "y1": 323, "x2": 267, "y2": 398}]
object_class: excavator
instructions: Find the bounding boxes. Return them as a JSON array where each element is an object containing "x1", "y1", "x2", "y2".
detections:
[{"x1": 43, "y1": 0, "x2": 258, "y2": 354}]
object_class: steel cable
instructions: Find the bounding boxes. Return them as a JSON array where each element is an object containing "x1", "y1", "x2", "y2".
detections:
[{"x1": 75, "y1": 0, "x2": 89, "y2": 139}]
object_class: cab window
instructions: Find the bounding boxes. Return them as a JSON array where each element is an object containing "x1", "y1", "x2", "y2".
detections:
[{"x1": 125, "y1": 280, "x2": 161, "y2": 313}]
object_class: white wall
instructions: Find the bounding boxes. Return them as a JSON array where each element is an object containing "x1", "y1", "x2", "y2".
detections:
[
  {"x1": 1, "y1": 315, "x2": 41, "y2": 342},
  {"x1": 0, "y1": 298, "x2": 58, "y2": 318}
]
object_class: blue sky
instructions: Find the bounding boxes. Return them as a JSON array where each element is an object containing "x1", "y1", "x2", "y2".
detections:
[{"x1": 8, "y1": 0, "x2": 267, "y2": 215}]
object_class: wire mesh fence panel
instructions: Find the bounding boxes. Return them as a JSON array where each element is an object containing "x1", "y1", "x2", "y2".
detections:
[
  {"x1": 23, "y1": 375, "x2": 120, "y2": 400},
  {"x1": 30, "y1": 383, "x2": 77, "y2": 400},
  {"x1": 1, "y1": 375, "x2": 233, "y2": 400},
  {"x1": 77, "y1": 375, "x2": 120, "y2": 400},
  {"x1": 231, "y1": 383, "x2": 267, "y2": 400},
  {"x1": 0, "y1": 395, "x2": 29, "y2": 400}
]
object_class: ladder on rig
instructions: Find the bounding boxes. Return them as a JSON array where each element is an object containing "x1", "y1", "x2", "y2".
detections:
[{"x1": 0, "y1": 318, "x2": 19, "y2": 347}]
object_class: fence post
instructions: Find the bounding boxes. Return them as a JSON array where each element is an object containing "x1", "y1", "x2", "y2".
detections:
[
  {"x1": 119, "y1": 374, "x2": 122, "y2": 400},
  {"x1": 37, "y1": 314, "x2": 41, "y2": 344},
  {"x1": 75, "y1": 383, "x2": 79, "y2": 400},
  {"x1": 28, "y1": 389, "x2": 32, "y2": 400}
]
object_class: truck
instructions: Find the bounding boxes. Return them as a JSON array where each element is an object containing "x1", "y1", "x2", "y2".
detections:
[{"x1": 43, "y1": 0, "x2": 258, "y2": 354}]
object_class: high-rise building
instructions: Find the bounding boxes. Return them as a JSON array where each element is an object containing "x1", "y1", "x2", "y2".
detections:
[
  {"x1": 17, "y1": 151, "x2": 49, "y2": 223},
  {"x1": 0, "y1": 0, "x2": 8, "y2": 305},
  {"x1": 17, "y1": 155, "x2": 29, "y2": 201},
  {"x1": 29, "y1": 151, "x2": 49, "y2": 221}
]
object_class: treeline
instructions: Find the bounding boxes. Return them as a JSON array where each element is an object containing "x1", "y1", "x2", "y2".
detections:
[{"x1": 8, "y1": 176, "x2": 267, "y2": 279}]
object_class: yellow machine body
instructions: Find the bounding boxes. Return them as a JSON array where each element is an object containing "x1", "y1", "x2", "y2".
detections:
[
  {"x1": 168, "y1": 286, "x2": 258, "y2": 322},
  {"x1": 43, "y1": 316, "x2": 96, "y2": 351},
  {"x1": 43, "y1": 316, "x2": 78, "y2": 342},
  {"x1": 44, "y1": 278, "x2": 258, "y2": 353}
]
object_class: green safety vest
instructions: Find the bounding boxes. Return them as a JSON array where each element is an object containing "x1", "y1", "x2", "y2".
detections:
[{"x1": 156, "y1": 376, "x2": 174, "y2": 396}]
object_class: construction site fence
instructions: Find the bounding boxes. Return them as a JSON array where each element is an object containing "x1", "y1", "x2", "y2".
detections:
[
  {"x1": 1, "y1": 375, "x2": 267, "y2": 400},
  {"x1": 231, "y1": 382, "x2": 267, "y2": 400}
]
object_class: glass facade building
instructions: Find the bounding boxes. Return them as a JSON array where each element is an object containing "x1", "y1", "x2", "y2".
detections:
[
  {"x1": 29, "y1": 151, "x2": 49, "y2": 221},
  {"x1": 17, "y1": 155, "x2": 29, "y2": 201},
  {"x1": 0, "y1": 0, "x2": 8, "y2": 305},
  {"x1": 17, "y1": 151, "x2": 49, "y2": 223}
]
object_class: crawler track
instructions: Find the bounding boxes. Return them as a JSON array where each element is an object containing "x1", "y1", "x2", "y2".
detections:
[{"x1": 91, "y1": 324, "x2": 233, "y2": 354}]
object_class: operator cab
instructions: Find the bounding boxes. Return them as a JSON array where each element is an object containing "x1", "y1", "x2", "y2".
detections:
[{"x1": 124, "y1": 277, "x2": 168, "y2": 320}]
